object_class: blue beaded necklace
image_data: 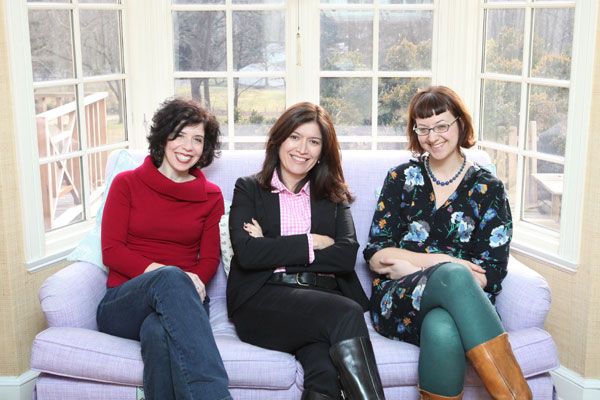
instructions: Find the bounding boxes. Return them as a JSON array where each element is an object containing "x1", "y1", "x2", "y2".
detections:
[{"x1": 425, "y1": 155, "x2": 466, "y2": 186}]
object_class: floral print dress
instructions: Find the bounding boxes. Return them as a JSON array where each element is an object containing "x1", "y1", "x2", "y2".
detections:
[{"x1": 364, "y1": 158, "x2": 512, "y2": 345}]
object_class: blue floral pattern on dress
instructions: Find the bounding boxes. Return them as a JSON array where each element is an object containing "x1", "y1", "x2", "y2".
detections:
[
  {"x1": 403, "y1": 221, "x2": 430, "y2": 243},
  {"x1": 404, "y1": 166, "x2": 425, "y2": 188},
  {"x1": 411, "y1": 281, "x2": 426, "y2": 311},
  {"x1": 365, "y1": 158, "x2": 512, "y2": 344},
  {"x1": 489, "y1": 225, "x2": 510, "y2": 248}
]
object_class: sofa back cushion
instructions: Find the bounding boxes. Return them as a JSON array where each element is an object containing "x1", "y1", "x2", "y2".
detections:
[
  {"x1": 71, "y1": 148, "x2": 493, "y2": 301},
  {"x1": 201, "y1": 149, "x2": 491, "y2": 298}
]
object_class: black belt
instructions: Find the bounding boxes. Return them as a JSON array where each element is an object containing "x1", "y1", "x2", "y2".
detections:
[{"x1": 268, "y1": 272, "x2": 338, "y2": 290}]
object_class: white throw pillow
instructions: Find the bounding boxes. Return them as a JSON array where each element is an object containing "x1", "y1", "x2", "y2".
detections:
[
  {"x1": 219, "y1": 212, "x2": 233, "y2": 277},
  {"x1": 67, "y1": 150, "x2": 141, "y2": 271}
]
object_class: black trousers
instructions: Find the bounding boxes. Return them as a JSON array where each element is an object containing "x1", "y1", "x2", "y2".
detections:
[{"x1": 232, "y1": 282, "x2": 369, "y2": 399}]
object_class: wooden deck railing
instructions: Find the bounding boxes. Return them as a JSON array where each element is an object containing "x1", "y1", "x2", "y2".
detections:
[{"x1": 36, "y1": 92, "x2": 109, "y2": 230}]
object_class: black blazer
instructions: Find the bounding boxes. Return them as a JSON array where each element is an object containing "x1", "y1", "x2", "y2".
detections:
[{"x1": 226, "y1": 175, "x2": 369, "y2": 317}]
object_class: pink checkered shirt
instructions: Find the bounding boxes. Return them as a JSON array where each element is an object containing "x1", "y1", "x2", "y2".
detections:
[{"x1": 271, "y1": 170, "x2": 315, "y2": 269}]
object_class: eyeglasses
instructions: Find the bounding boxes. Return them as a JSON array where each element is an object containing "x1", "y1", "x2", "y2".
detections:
[{"x1": 413, "y1": 116, "x2": 460, "y2": 136}]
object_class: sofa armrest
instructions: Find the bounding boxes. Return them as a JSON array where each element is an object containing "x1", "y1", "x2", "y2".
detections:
[
  {"x1": 495, "y1": 255, "x2": 551, "y2": 332},
  {"x1": 39, "y1": 262, "x2": 108, "y2": 330}
]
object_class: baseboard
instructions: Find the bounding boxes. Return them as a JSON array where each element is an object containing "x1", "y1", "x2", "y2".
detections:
[
  {"x1": 552, "y1": 366, "x2": 600, "y2": 400},
  {"x1": 0, "y1": 370, "x2": 38, "y2": 400}
]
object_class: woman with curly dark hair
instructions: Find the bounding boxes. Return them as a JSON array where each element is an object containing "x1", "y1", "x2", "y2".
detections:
[
  {"x1": 227, "y1": 102, "x2": 385, "y2": 400},
  {"x1": 97, "y1": 98, "x2": 231, "y2": 400}
]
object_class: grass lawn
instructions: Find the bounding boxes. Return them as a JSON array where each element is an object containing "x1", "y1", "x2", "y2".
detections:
[{"x1": 175, "y1": 84, "x2": 285, "y2": 119}]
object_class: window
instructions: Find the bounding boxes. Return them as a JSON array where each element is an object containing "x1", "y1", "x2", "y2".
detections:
[
  {"x1": 476, "y1": 0, "x2": 593, "y2": 267},
  {"x1": 171, "y1": 0, "x2": 287, "y2": 150},
  {"x1": 6, "y1": 0, "x2": 595, "y2": 268},
  {"x1": 318, "y1": 0, "x2": 434, "y2": 150},
  {"x1": 7, "y1": 0, "x2": 128, "y2": 267},
  {"x1": 170, "y1": 0, "x2": 436, "y2": 150}
]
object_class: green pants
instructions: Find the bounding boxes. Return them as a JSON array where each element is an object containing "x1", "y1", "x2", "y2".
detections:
[{"x1": 418, "y1": 262, "x2": 505, "y2": 396}]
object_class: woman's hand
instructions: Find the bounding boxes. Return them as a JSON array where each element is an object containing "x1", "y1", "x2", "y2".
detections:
[
  {"x1": 371, "y1": 258, "x2": 420, "y2": 280},
  {"x1": 311, "y1": 233, "x2": 334, "y2": 250},
  {"x1": 185, "y1": 272, "x2": 206, "y2": 302},
  {"x1": 144, "y1": 262, "x2": 165, "y2": 273},
  {"x1": 243, "y1": 218, "x2": 263, "y2": 238},
  {"x1": 471, "y1": 271, "x2": 487, "y2": 289}
]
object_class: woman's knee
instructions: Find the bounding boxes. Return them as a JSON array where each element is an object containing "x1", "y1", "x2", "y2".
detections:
[
  {"x1": 429, "y1": 262, "x2": 477, "y2": 290},
  {"x1": 152, "y1": 266, "x2": 193, "y2": 291},
  {"x1": 329, "y1": 297, "x2": 368, "y2": 340}
]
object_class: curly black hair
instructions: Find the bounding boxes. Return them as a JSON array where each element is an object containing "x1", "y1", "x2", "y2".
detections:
[{"x1": 147, "y1": 98, "x2": 221, "y2": 169}]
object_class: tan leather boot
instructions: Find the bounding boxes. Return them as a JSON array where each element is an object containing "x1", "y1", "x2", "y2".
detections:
[
  {"x1": 418, "y1": 387, "x2": 463, "y2": 399},
  {"x1": 466, "y1": 333, "x2": 532, "y2": 400}
]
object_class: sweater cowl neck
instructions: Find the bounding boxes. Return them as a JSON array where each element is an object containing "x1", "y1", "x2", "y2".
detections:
[{"x1": 137, "y1": 155, "x2": 207, "y2": 202}]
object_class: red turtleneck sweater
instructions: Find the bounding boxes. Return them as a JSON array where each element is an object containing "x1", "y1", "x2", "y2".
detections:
[{"x1": 101, "y1": 156, "x2": 224, "y2": 287}]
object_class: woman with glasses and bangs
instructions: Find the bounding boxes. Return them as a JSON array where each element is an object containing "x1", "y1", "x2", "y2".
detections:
[{"x1": 364, "y1": 86, "x2": 531, "y2": 399}]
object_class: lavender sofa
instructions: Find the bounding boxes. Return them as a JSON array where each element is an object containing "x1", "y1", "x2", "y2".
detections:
[{"x1": 31, "y1": 149, "x2": 559, "y2": 399}]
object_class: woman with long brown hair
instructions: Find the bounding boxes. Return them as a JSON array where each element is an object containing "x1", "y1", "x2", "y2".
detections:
[{"x1": 227, "y1": 102, "x2": 385, "y2": 400}]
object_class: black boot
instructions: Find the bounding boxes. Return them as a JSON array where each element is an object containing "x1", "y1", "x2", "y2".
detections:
[
  {"x1": 329, "y1": 337, "x2": 385, "y2": 400},
  {"x1": 301, "y1": 390, "x2": 335, "y2": 400}
]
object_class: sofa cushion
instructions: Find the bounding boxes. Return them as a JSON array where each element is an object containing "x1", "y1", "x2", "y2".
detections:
[
  {"x1": 31, "y1": 327, "x2": 143, "y2": 386},
  {"x1": 33, "y1": 298, "x2": 299, "y2": 391},
  {"x1": 365, "y1": 317, "x2": 559, "y2": 388},
  {"x1": 208, "y1": 297, "x2": 298, "y2": 389}
]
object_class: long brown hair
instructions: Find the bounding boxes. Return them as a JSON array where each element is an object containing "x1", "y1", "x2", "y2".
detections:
[
  {"x1": 258, "y1": 102, "x2": 353, "y2": 203},
  {"x1": 406, "y1": 86, "x2": 476, "y2": 156}
]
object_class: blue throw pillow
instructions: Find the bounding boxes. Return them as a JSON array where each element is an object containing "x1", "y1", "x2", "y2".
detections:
[
  {"x1": 480, "y1": 163, "x2": 497, "y2": 176},
  {"x1": 67, "y1": 150, "x2": 141, "y2": 271}
]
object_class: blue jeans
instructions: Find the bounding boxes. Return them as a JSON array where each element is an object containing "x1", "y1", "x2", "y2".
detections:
[{"x1": 97, "y1": 266, "x2": 231, "y2": 400}]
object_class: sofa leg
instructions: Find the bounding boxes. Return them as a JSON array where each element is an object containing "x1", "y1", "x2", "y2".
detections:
[{"x1": 466, "y1": 333, "x2": 532, "y2": 400}]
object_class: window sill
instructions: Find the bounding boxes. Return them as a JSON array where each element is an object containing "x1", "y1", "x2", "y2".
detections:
[
  {"x1": 511, "y1": 225, "x2": 578, "y2": 273},
  {"x1": 26, "y1": 248, "x2": 73, "y2": 273},
  {"x1": 26, "y1": 219, "x2": 95, "y2": 273}
]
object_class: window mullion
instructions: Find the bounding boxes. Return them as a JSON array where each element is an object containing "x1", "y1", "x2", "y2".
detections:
[
  {"x1": 71, "y1": 6, "x2": 93, "y2": 224},
  {"x1": 297, "y1": 0, "x2": 320, "y2": 104},
  {"x1": 513, "y1": 7, "x2": 533, "y2": 226},
  {"x1": 284, "y1": 0, "x2": 297, "y2": 105},
  {"x1": 6, "y1": 0, "x2": 46, "y2": 261},
  {"x1": 371, "y1": 2, "x2": 380, "y2": 151},
  {"x1": 226, "y1": 2, "x2": 235, "y2": 150}
]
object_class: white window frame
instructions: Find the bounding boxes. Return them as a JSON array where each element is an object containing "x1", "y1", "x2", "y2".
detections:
[
  {"x1": 6, "y1": 0, "x2": 595, "y2": 270},
  {"x1": 168, "y1": 1, "x2": 290, "y2": 150},
  {"x1": 5, "y1": 0, "x2": 132, "y2": 270},
  {"x1": 473, "y1": 0, "x2": 597, "y2": 270},
  {"x1": 307, "y1": 0, "x2": 437, "y2": 150}
]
